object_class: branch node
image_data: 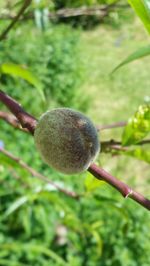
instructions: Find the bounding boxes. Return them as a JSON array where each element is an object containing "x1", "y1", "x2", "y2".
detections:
[
  {"x1": 124, "y1": 188, "x2": 133, "y2": 198},
  {"x1": 0, "y1": 90, "x2": 150, "y2": 210}
]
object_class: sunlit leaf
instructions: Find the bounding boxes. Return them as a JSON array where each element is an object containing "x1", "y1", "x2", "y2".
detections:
[
  {"x1": 122, "y1": 105, "x2": 150, "y2": 146},
  {"x1": 0, "y1": 258, "x2": 26, "y2": 266},
  {"x1": 0, "y1": 154, "x2": 21, "y2": 167},
  {"x1": 94, "y1": 195, "x2": 129, "y2": 219},
  {"x1": 91, "y1": 230, "x2": 103, "y2": 256},
  {"x1": 125, "y1": 147, "x2": 150, "y2": 164},
  {"x1": 112, "y1": 45, "x2": 150, "y2": 73},
  {"x1": 91, "y1": 220, "x2": 103, "y2": 229},
  {"x1": 84, "y1": 172, "x2": 105, "y2": 192},
  {"x1": 4, "y1": 196, "x2": 28, "y2": 216},
  {"x1": 0, "y1": 63, "x2": 45, "y2": 100},
  {"x1": 0, "y1": 243, "x2": 67, "y2": 266},
  {"x1": 128, "y1": 0, "x2": 150, "y2": 33},
  {"x1": 26, "y1": 244, "x2": 67, "y2": 265}
]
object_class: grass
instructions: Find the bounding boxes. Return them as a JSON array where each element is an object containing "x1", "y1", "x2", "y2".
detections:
[
  {"x1": 80, "y1": 17, "x2": 150, "y2": 194},
  {"x1": 81, "y1": 17, "x2": 150, "y2": 123}
]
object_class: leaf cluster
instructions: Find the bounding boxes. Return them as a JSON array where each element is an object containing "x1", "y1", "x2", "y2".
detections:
[{"x1": 0, "y1": 23, "x2": 88, "y2": 116}]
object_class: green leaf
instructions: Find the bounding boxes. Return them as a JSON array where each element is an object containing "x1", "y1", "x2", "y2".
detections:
[
  {"x1": 125, "y1": 147, "x2": 150, "y2": 164},
  {"x1": 0, "y1": 259, "x2": 26, "y2": 266},
  {"x1": 0, "y1": 63, "x2": 45, "y2": 100},
  {"x1": 112, "y1": 45, "x2": 150, "y2": 73},
  {"x1": 4, "y1": 196, "x2": 28, "y2": 217},
  {"x1": 0, "y1": 243, "x2": 67, "y2": 266},
  {"x1": 128, "y1": 0, "x2": 150, "y2": 34},
  {"x1": 94, "y1": 195, "x2": 129, "y2": 219},
  {"x1": 84, "y1": 172, "x2": 105, "y2": 192},
  {"x1": 122, "y1": 105, "x2": 150, "y2": 146},
  {"x1": 91, "y1": 230, "x2": 103, "y2": 256}
]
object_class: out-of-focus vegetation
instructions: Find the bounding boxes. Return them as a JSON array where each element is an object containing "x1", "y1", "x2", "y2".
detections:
[
  {"x1": 50, "y1": 0, "x2": 131, "y2": 29},
  {"x1": 0, "y1": 24, "x2": 88, "y2": 115},
  {"x1": 0, "y1": 1, "x2": 150, "y2": 265}
]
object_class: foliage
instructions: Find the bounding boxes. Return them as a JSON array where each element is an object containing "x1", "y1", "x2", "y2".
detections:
[
  {"x1": 0, "y1": 3, "x2": 150, "y2": 266},
  {"x1": 0, "y1": 0, "x2": 131, "y2": 30},
  {"x1": 0, "y1": 23, "x2": 88, "y2": 116},
  {"x1": 0, "y1": 158, "x2": 150, "y2": 266},
  {"x1": 114, "y1": 0, "x2": 150, "y2": 71},
  {"x1": 52, "y1": 0, "x2": 119, "y2": 9},
  {"x1": 0, "y1": 62, "x2": 45, "y2": 100},
  {"x1": 112, "y1": 45, "x2": 150, "y2": 73},
  {"x1": 122, "y1": 105, "x2": 150, "y2": 146},
  {"x1": 128, "y1": 0, "x2": 150, "y2": 34},
  {"x1": 125, "y1": 146, "x2": 150, "y2": 164},
  {"x1": 48, "y1": 0, "x2": 127, "y2": 29}
]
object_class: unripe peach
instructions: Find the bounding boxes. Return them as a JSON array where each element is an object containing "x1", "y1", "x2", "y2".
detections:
[{"x1": 34, "y1": 108, "x2": 100, "y2": 174}]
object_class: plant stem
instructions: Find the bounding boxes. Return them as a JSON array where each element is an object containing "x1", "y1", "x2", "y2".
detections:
[
  {"x1": 0, "y1": 0, "x2": 32, "y2": 41},
  {"x1": 97, "y1": 121, "x2": 127, "y2": 131},
  {"x1": 89, "y1": 164, "x2": 150, "y2": 210},
  {"x1": 0, "y1": 89, "x2": 150, "y2": 210},
  {"x1": 0, "y1": 111, "x2": 29, "y2": 133},
  {"x1": 0, "y1": 147, "x2": 78, "y2": 199},
  {"x1": 0, "y1": 90, "x2": 36, "y2": 134}
]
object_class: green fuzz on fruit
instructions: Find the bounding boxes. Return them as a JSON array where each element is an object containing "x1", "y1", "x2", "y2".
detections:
[{"x1": 34, "y1": 108, "x2": 100, "y2": 174}]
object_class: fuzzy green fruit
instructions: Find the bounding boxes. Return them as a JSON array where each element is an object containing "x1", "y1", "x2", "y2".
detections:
[{"x1": 34, "y1": 108, "x2": 100, "y2": 174}]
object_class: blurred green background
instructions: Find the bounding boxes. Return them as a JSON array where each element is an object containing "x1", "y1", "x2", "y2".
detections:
[{"x1": 0, "y1": 1, "x2": 150, "y2": 266}]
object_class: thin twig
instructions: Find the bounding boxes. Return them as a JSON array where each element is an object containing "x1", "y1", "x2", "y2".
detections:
[
  {"x1": 0, "y1": 0, "x2": 32, "y2": 41},
  {"x1": 0, "y1": 147, "x2": 79, "y2": 199},
  {"x1": 101, "y1": 139, "x2": 150, "y2": 153},
  {"x1": 0, "y1": 3, "x2": 129, "y2": 21},
  {"x1": 0, "y1": 110, "x2": 150, "y2": 149},
  {"x1": 0, "y1": 90, "x2": 36, "y2": 134},
  {"x1": 0, "y1": 111, "x2": 29, "y2": 133},
  {"x1": 97, "y1": 121, "x2": 127, "y2": 131},
  {"x1": 0, "y1": 89, "x2": 150, "y2": 210},
  {"x1": 88, "y1": 164, "x2": 150, "y2": 210}
]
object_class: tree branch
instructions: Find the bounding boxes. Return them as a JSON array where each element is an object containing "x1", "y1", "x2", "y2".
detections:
[
  {"x1": 89, "y1": 164, "x2": 150, "y2": 210},
  {"x1": 0, "y1": 89, "x2": 150, "y2": 210},
  {"x1": 0, "y1": 110, "x2": 149, "y2": 149},
  {"x1": 0, "y1": 147, "x2": 78, "y2": 199},
  {"x1": 97, "y1": 121, "x2": 127, "y2": 131},
  {"x1": 0, "y1": 0, "x2": 32, "y2": 41},
  {"x1": 0, "y1": 111, "x2": 29, "y2": 133},
  {"x1": 0, "y1": 90, "x2": 36, "y2": 134},
  {"x1": 101, "y1": 139, "x2": 150, "y2": 153},
  {"x1": 0, "y1": 3, "x2": 129, "y2": 21}
]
